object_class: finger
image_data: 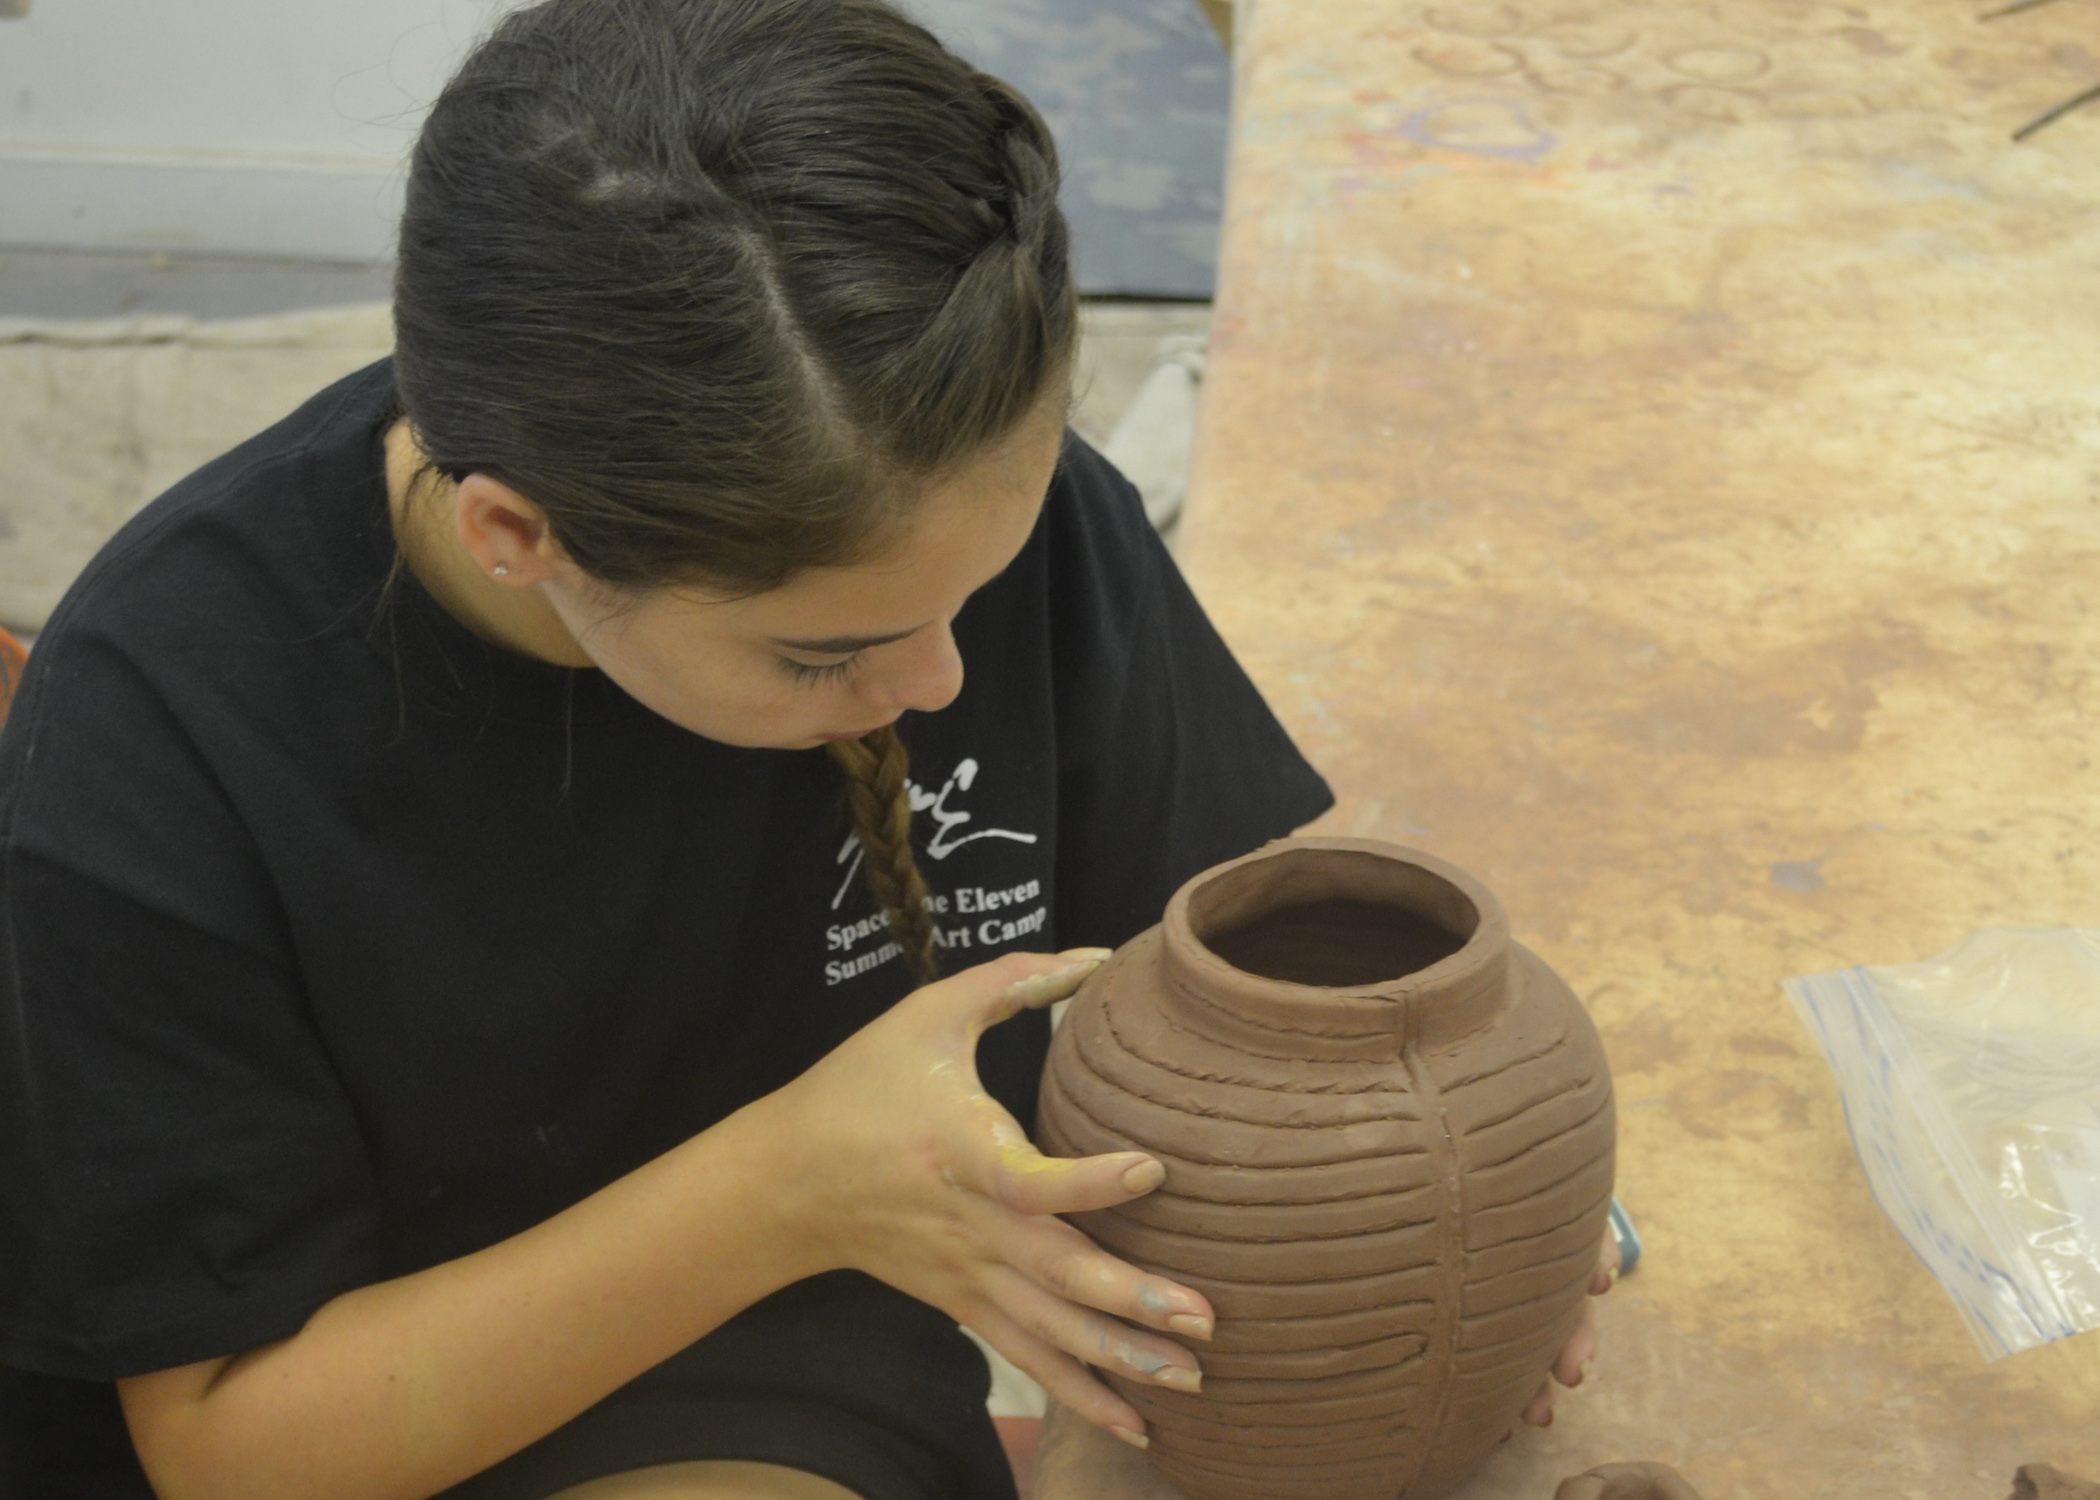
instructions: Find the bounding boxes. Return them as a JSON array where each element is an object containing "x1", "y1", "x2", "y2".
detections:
[
  {"x1": 1002, "y1": 1212, "x2": 1214, "y2": 1338},
  {"x1": 1595, "y1": 1224, "x2": 1624, "y2": 1291},
  {"x1": 985, "y1": 1262, "x2": 1203, "y2": 1392},
  {"x1": 1646, "y1": 1466, "x2": 1707, "y2": 1500},
  {"x1": 1521, "y1": 1376, "x2": 1555, "y2": 1427},
  {"x1": 1601, "y1": 1462, "x2": 1707, "y2": 1500},
  {"x1": 1553, "y1": 1298, "x2": 1596, "y2": 1387},
  {"x1": 1552, "y1": 1480, "x2": 1607, "y2": 1500},
  {"x1": 1039, "y1": 1401, "x2": 1185, "y2": 1492},
  {"x1": 1574, "y1": 1464, "x2": 1706, "y2": 1500},
  {"x1": 964, "y1": 1301, "x2": 1147, "y2": 1447},
  {"x1": 1003, "y1": 948, "x2": 1115, "y2": 1011},
  {"x1": 943, "y1": 950, "x2": 1113, "y2": 1035}
]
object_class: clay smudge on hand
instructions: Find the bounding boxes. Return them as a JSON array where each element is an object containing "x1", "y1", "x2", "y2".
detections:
[
  {"x1": 988, "y1": 1118, "x2": 1055, "y2": 1174},
  {"x1": 1096, "y1": 1326, "x2": 1201, "y2": 1391},
  {"x1": 1005, "y1": 955, "x2": 1109, "y2": 1009},
  {"x1": 1138, "y1": 1278, "x2": 1215, "y2": 1339}
]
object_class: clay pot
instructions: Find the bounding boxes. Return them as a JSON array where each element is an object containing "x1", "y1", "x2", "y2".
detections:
[{"x1": 1037, "y1": 837, "x2": 1615, "y2": 1500}]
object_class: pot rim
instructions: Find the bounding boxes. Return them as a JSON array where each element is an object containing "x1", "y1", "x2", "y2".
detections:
[{"x1": 1159, "y1": 836, "x2": 1515, "y2": 1051}]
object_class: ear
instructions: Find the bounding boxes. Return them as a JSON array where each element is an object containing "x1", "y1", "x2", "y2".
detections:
[{"x1": 455, "y1": 473, "x2": 566, "y2": 587}]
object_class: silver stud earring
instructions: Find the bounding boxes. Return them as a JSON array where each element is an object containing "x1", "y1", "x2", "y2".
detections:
[{"x1": 493, "y1": 563, "x2": 510, "y2": 578}]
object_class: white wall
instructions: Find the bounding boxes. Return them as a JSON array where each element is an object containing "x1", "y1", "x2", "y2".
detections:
[
  {"x1": 0, "y1": 1, "x2": 518, "y2": 259},
  {"x1": 0, "y1": 0, "x2": 1207, "y2": 278}
]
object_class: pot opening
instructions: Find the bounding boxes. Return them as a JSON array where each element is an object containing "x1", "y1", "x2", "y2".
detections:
[{"x1": 1191, "y1": 850, "x2": 1477, "y2": 988}]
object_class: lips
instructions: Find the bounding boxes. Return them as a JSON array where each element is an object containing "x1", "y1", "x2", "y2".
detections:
[{"x1": 819, "y1": 722, "x2": 896, "y2": 743}]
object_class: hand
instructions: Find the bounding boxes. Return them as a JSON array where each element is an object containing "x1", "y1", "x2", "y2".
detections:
[
  {"x1": 1035, "y1": 1399, "x2": 1192, "y2": 1500},
  {"x1": 1553, "y1": 1462, "x2": 1706, "y2": 1500},
  {"x1": 764, "y1": 949, "x2": 1214, "y2": 1447},
  {"x1": 1518, "y1": 1228, "x2": 1621, "y2": 1429}
]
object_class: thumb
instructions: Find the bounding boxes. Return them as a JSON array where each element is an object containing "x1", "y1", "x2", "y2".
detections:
[
  {"x1": 931, "y1": 949, "x2": 1151, "y2": 1215},
  {"x1": 980, "y1": 1114, "x2": 1166, "y2": 1216},
  {"x1": 945, "y1": 948, "x2": 1113, "y2": 1036}
]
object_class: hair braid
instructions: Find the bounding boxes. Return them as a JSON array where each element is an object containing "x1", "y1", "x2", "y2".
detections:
[{"x1": 826, "y1": 725, "x2": 939, "y2": 986}]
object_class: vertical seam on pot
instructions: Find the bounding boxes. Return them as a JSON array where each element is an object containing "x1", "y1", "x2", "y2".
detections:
[{"x1": 1400, "y1": 1032, "x2": 1465, "y2": 1500}]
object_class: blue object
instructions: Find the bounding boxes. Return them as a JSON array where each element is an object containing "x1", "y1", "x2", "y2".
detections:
[
  {"x1": 1608, "y1": 1197, "x2": 1642, "y2": 1276},
  {"x1": 895, "y1": 0, "x2": 1229, "y2": 298}
]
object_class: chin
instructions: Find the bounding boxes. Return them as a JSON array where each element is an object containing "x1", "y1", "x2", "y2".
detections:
[
  {"x1": 660, "y1": 712, "x2": 821, "y2": 751},
  {"x1": 763, "y1": 728, "x2": 845, "y2": 751}
]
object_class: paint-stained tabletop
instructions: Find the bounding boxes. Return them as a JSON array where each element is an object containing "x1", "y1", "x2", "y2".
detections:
[{"x1": 1177, "y1": 1, "x2": 2100, "y2": 1494}]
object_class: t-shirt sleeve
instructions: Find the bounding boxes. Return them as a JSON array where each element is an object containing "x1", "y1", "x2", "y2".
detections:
[
  {"x1": 0, "y1": 626, "x2": 379, "y2": 1380},
  {"x1": 1047, "y1": 435, "x2": 1334, "y2": 951}
]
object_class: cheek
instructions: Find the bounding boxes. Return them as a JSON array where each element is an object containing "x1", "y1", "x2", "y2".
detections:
[
  {"x1": 596, "y1": 629, "x2": 839, "y2": 743},
  {"x1": 549, "y1": 589, "x2": 869, "y2": 746}
]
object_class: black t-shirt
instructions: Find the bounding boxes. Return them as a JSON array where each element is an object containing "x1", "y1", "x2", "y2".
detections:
[{"x1": 0, "y1": 361, "x2": 1331, "y2": 1500}]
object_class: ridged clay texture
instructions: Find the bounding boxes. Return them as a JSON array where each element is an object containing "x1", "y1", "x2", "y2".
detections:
[{"x1": 1037, "y1": 838, "x2": 1616, "y2": 1500}]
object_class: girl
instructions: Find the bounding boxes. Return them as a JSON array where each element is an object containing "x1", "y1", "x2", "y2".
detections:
[{"x1": 0, "y1": 3, "x2": 1594, "y2": 1497}]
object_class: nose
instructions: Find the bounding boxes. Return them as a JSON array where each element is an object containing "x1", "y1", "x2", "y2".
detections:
[{"x1": 869, "y1": 619, "x2": 964, "y2": 715}]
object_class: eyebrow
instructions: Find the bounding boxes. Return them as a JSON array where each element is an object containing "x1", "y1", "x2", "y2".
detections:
[{"x1": 767, "y1": 628, "x2": 919, "y2": 655}]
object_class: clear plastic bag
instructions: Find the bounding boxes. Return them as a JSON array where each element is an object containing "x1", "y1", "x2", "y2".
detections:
[{"x1": 1785, "y1": 928, "x2": 2100, "y2": 1359}]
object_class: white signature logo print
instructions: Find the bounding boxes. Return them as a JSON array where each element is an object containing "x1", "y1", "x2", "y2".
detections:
[{"x1": 830, "y1": 756, "x2": 1037, "y2": 909}]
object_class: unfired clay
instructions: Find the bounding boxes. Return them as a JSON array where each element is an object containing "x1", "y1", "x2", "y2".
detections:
[{"x1": 1037, "y1": 837, "x2": 1616, "y2": 1500}]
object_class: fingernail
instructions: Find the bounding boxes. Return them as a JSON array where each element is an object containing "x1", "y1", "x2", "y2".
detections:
[
  {"x1": 1120, "y1": 1157, "x2": 1165, "y2": 1194},
  {"x1": 1006, "y1": 958, "x2": 1103, "y2": 1006},
  {"x1": 1155, "y1": 1365, "x2": 1201, "y2": 1393},
  {"x1": 1168, "y1": 1314, "x2": 1213, "y2": 1341},
  {"x1": 1063, "y1": 947, "x2": 1114, "y2": 963},
  {"x1": 1111, "y1": 1426, "x2": 1150, "y2": 1450}
]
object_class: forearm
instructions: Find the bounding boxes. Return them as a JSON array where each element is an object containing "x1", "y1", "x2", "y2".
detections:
[{"x1": 121, "y1": 1093, "x2": 822, "y2": 1500}]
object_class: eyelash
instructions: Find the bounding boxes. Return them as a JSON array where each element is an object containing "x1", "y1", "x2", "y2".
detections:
[{"x1": 778, "y1": 654, "x2": 862, "y2": 686}]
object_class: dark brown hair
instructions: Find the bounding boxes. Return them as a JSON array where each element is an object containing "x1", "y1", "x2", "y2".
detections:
[{"x1": 393, "y1": 0, "x2": 1077, "y2": 983}]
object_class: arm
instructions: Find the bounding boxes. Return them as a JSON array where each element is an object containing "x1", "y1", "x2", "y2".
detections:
[
  {"x1": 120, "y1": 951, "x2": 1213, "y2": 1500},
  {"x1": 121, "y1": 1092, "x2": 817, "y2": 1500}
]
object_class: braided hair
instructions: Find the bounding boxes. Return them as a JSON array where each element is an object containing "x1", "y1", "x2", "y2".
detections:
[
  {"x1": 825, "y1": 727, "x2": 939, "y2": 984},
  {"x1": 393, "y1": 0, "x2": 1075, "y2": 981}
]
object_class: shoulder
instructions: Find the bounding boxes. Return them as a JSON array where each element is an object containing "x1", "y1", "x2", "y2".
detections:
[
  {"x1": 1039, "y1": 430, "x2": 1154, "y2": 577},
  {"x1": 1027, "y1": 431, "x2": 1168, "y2": 651},
  {"x1": 40, "y1": 359, "x2": 398, "y2": 657},
  {"x1": 15, "y1": 358, "x2": 397, "y2": 703},
  {"x1": 950, "y1": 431, "x2": 1157, "y2": 679},
  {"x1": 0, "y1": 362, "x2": 399, "y2": 920}
]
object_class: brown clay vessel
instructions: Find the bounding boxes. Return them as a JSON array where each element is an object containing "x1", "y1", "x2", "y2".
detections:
[{"x1": 1036, "y1": 837, "x2": 1616, "y2": 1500}]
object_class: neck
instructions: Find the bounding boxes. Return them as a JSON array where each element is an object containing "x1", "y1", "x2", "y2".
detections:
[{"x1": 383, "y1": 419, "x2": 595, "y2": 668}]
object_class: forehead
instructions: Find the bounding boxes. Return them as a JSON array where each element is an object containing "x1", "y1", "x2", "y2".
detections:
[{"x1": 674, "y1": 402, "x2": 1067, "y2": 636}]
